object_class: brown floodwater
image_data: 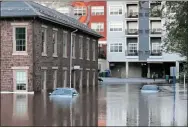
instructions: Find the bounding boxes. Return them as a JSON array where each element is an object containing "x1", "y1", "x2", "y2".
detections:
[{"x1": 1, "y1": 83, "x2": 187, "y2": 126}]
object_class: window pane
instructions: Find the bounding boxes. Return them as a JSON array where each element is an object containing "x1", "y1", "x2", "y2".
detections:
[
  {"x1": 16, "y1": 71, "x2": 27, "y2": 91},
  {"x1": 15, "y1": 28, "x2": 26, "y2": 51}
]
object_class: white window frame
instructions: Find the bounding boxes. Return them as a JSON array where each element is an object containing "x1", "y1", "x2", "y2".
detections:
[
  {"x1": 79, "y1": 36, "x2": 83, "y2": 59},
  {"x1": 79, "y1": 69, "x2": 83, "y2": 88},
  {"x1": 11, "y1": 23, "x2": 29, "y2": 56},
  {"x1": 74, "y1": 6, "x2": 86, "y2": 16},
  {"x1": 63, "y1": 31, "x2": 68, "y2": 58},
  {"x1": 91, "y1": 22, "x2": 104, "y2": 32},
  {"x1": 52, "y1": 28, "x2": 58, "y2": 57},
  {"x1": 41, "y1": 25, "x2": 47, "y2": 56},
  {"x1": 12, "y1": 66, "x2": 29, "y2": 92},
  {"x1": 73, "y1": 71, "x2": 76, "y2": 88},
  {"x1": 109, "y1": 22, "x2": 123, "y2": 32},
  {"x1": 52, "y1": 68, "x2": 58, "y2": 89},
  {"x1": 128, "y1": 43, "x2": 138, "y2": 54},
  {"x1": 109, "y1": 5, "x2": 123, "y2": 16},
  {"x1": 87, "y1": 71, "x2": 90, "y2": 87},
  {"x1": 86, "y1": 38, "x2": 90, "y2": 60},
  {"x1": 41, "y1": 67, "x2": 47, "y2": 90},
  {"x1": 92, "y1": 40, "x2": 96, "y2": 61},
  {"x1": 92, "y1": 71, "x2": 95, "y2": 86},
  {"x1": 110, "y1": 43, "x2": 123, "y2": 52},
  {"x1": 72, "y1": 34, "x2": 76, "y2": 59},
  {"x1": 91, "y1": 6, "x2": 104, "y2": 15},
  {"x1": 152, "y1": 43, "x2": 161, "y2": 53},
  {"x1": 63, "y1": 68, "x2": 68, "y2": 88}
]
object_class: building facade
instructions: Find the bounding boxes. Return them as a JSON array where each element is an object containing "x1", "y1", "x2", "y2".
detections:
[
  {"x1": 107, "y1": 0, "x2": 186, "y2": 78},
  {"x1": 38, "y1": 0, "x2": 109, "y2": 72},
  {"x1": 0, "y1": 1, "x2": 101, "y2": 92}
]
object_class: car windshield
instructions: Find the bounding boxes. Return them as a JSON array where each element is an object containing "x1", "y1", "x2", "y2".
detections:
[{"x1": 142, "y1": 85, "x2": 158, "y2": 90}]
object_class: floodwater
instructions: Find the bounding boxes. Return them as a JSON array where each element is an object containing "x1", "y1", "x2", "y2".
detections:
[{"x1": 1, "y1": 83, "x2": 187, "y2": 126}]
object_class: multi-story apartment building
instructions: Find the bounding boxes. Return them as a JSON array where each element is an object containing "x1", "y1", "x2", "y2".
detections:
[
  {"x1": 38, "y1": 0, "x2": 109, "y2": 72},
  {"x1": 107, "y1": 0, "x2": 186, "y2": 78},
  {"x1": 0, "y1": 1, "x2": 101, "y2": 93}
]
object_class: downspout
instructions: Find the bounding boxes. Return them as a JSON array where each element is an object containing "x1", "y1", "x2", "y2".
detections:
[
  {"x1": 69, "y1": 29, "x2": 78, "y2": 88},
  {"x1": 32, "y1": 17, "x2": 35, "y2": 91}
]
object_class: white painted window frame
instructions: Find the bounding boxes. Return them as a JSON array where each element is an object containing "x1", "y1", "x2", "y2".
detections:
[
  {"x1": 41, "y1": 67, "x2": 47, "y2": 90},
  {"x1": 79, "y1": 35, "x2": 83, "y2": 59},
  {"x1": 63, "y1": 67, "x2": 68, "y2": 88},
  {"x1": 11, "y1": 23, "x2": 29, "y2": 56},
  {"x1": 63, "y1": 31, "x2": 68, "y2": 58},
  {"x1": 52, "y1": 67, "x2": 58, "y2": 89},
  {"x1": 52, "y1": 28, "x2": 58, "y2": 57},
  {"x1": 86, "y1": 37, "x2": 90, "y2": 60},
  {"x1": 152, "y1": 43, "x2": 161, "y2": 53},
  {"x1": 92, "y1": 40, "x2": 96, "y2": 61},
  {"x1": 91, "y1": 6, "x2": 104, "y2": 15},
  {"x1": 110, "y1": 43, "x2": 123, "y2": 52},
  {"x1": 41, "y1": 25, "x2": 47, "y2": 56},
  {"x1": 12, "y1": 66, "x2": 29, "y2": 92},
  {"x1": 109, "y1": 5, "x2": 123, "y2": 16},
  {"x1": 128, "y1": 43, "x2": 138, "y2": 54},
  {"x1": 74, "y1": 6, "x2": 86, "y2": 16},
  {"x1": 91, "y1": 22, "x2": 104, "y2": 32},
  {"x1": 109, "y1": 22, "x2": 123, "y2": 32}
]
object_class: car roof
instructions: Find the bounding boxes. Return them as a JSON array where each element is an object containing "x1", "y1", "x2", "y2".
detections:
[{"x1": 55, "y1": 88, "x2": 76, "y2": 91}]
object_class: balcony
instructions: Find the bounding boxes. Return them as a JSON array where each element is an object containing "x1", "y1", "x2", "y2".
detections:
[
  {"x1": 150, "y1": 28, "x2": 162, "y2": 34},
  {"x1": 125, "y1": 29, "x2": 138, "y2": 35},
  {"x1": 150, "y1": 9, "x2": 162, "y2": 17},
  {"x1": 125, "y1": 12, "x2": 139, "y2": 18},
  {"x1": 125, "y1": 50, "x2": 138, "y2": 56},
  {"x1": 150, "y1": 50, "x2": 162, "y2": 56}
]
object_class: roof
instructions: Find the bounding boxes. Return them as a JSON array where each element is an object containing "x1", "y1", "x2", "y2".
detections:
[{"x1": 1, "y1": 1, "x2": 102, "y2": 38}]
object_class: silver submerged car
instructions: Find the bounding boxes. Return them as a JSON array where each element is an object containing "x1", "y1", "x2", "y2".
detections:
[
  {"x1": 49, "y1": 88, "x2": 79, "y2": 97},
  {"x1": 141, "y1": 85, "x2": 160, "y2": 93}
]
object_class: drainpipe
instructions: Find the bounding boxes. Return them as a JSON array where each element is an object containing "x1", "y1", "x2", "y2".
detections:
[{"x1": 69, "y1": 29, "x2": 78, "y2": 88}]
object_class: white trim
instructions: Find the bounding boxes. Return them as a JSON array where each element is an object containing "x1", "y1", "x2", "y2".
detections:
[
  {"x1": 0, "y1": 91, "x2": 34, "y2": 94},
  {"x1": 86, "y1": 68, "x2": 90, "y2": 71},
  {"x1": 41, "y1": 67, "x2": 48, "y2": 70},
  {"x1": 109, "y1": 21, "x2": 123, "y2": 32},
  {"x1": 52, "y1": 67, "x2": 58, "y2": 69},
  {"x1": 63, "y1": 67, "x2": 68, "y2": 70},
  {"x1": 11, "y1": 66, "x2": 29, "y2": 70},
  {"x1": 11, "y1": 22, "x2": 29, "y2": 26},
  {"x1": 53, "y1": 28, "x2": 58, "y2": 31},
  {"x1": 41, "y1": 25, "x2": 48, "y2": 28},
  {"x1": 86, "y1": 37, "x2": 90, "y2": 40},
  {"x1": 92, "y1": 69, "x2": 96, "y2": 71},
  {"x1": 12, "y1": 52, "x2": 28, "y2": 56},
  {"x1": 109, "y1": 5, "x2": 123, "y2": 16},
  {"x1": 79, "y1": 35, "x2": 83, "y2": 38},
  {"x1": 80, "y1": 68, "x2": 83, "y2": 70},
  {"x1": 63, "y1": 30, "x2": 68, "y2": 34}
]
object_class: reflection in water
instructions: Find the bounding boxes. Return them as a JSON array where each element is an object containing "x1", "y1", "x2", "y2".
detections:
[{"x1": 1, "y1": 83, "x2": 187, "y2": 126}]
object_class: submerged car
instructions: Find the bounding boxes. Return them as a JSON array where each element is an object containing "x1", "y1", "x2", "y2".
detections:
[
  {"x1": 141, "y1": 85, "x2": 160, "y2": 93},
  {"x1": 49, "y1": 88, "x2": 79, "y2": 97}
]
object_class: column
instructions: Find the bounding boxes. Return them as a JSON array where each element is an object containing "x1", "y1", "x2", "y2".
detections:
[
  {"x1": 147, "y1": 63, "x2": 150, "y2": 78},
  {"x1": 126, "y1": 62, "x2": 129, "y2": 78},
  {"x1": 176, "y1": 61, "x2": 179, "y2": 79}
]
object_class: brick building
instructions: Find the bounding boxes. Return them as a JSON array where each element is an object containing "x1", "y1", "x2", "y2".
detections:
[{"x1": 0, "y1": 1, "x2": 102, "y2": 92}]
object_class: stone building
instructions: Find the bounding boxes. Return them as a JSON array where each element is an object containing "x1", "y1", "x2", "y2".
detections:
[{"x1": 0, "y1": 1, "x2": 102, "y2": 92}]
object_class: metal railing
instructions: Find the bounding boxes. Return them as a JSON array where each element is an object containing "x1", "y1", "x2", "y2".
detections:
[
  {"x1": 125, "y1": 12, "x2": 139, "y2": 18},
  {"x1": 150, "y1": 28, "x2": 162, "y2": 34},
  {"x1": 125, "y1": 29, "x2": 138, "y2": 35},
  {"x1": 150, "y1": 50, "x2": 162, "y2": 56},
  {"x1": 125, "y1": 50, "x2": 138, "y2": 56}
]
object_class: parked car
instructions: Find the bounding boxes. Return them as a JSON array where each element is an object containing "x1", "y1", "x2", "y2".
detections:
[
  {"x1": 140, "y1": 85, "x2": 160, "y2": 93},
  {"x1": 49, "y1": 88, "x2": 79, "y2": 97}
]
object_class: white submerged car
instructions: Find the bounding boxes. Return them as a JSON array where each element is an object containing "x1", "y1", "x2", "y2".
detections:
[
  {"x1": 141, "y1": 85, "x2": 160, "y2": 93},
  {"x1": 49, "y1": 88, "x2": 79, "y2": 98}
]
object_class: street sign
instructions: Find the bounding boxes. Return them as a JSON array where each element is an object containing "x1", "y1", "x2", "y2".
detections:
[{"x1": 170, "y1": 67, "x2": 177, "y2": 77}]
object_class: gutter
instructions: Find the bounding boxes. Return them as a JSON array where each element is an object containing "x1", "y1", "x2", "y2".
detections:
[{"x1": 69, "y1": 29, "x2": 78, "y2": 88}]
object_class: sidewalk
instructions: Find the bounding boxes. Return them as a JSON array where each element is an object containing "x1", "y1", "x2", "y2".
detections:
[{"x1": 101, "y1": 77, "x2": 167, "y2": 84}]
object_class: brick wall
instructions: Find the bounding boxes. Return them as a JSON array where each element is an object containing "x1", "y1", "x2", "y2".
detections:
[{"x1": 0, "y1": 19, "x2": 33, "y2": 91}]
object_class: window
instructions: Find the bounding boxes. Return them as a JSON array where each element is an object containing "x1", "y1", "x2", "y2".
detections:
[
  {"x1": 93, "y1": 71, "x2": 95, "y2": 86},
  {"x1": 152, "y1": 43, "x2": 161, "y2": 53},
  {"x1": 53, "y1": 69, "x2": 57, "y2": 89},
  {"x1": 79, "y1": 36, "x2": 83, "y2": 59},
  {"x1": 92, "y1": 40, "x2": 96, "y2": 61},
  {"x1": 42, "y1": 69, "x2": 47, "y2": 90},
  {"x1": 52, "y1": 29, "x2": 58, "y2": 57},
  {"x1": 63, "y1": 31, "x2": 68, "y2": 57},
  {"x1": 86, "y1": 38, "x2": 90, "y2": 60},
  {"x1": 74, "y1": 7, "x2": 86, "y2": 16},
  {"x1": 15, "y1": 70, "x2": 27, "y2": 91},
  {"x1": 63, "y1": 70, "x2": 67, "y2": 87},
  {"x1": 128, "y1": 43, "x2": 137, "y2": 54},
  {"x1": 73, "y1": 71, "x2": 76, "y2": 88},
  {"x1": 79, "y1": 70, "x2": 83, "y2": 88},
  {"x1": 110, "y1": 43, "x2": 122, "y2": 52},
  {"x1": 109, "y1": 6, "x2": 123, "y2": 15},
  {"x1": 91, "y1": 23, "x2": 104, "y2": 32},
  {"x1": 72, "y1": 34, "x2": 76, "y2": 58},
  {"x1": 91, "y1": 6, "x2": 104, "y2": 15},
  {"x1": 109, "y1": 22, "x2": 123, "y2": 32},
  {"x1": 12, "y1": 23, "x2": 28, "y2": 55},
  {"x1": 41, "y1": 26, "x2": 47, "y2": 56},
  {"x1": 87, "y1": 71, "x2": 89, "y2": 87}
]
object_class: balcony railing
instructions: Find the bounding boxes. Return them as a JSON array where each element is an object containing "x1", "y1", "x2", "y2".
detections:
[
  {"x1": 150, "y1": 10, "x2": 162, "y2": 17},
  {"x1": 125, "y1": 50, "x2": 138, "y2": 56},
  {"x1": 125, "y1": 29, "x2": 138, "y2": 35},
  {"x1": 125, "y1": 12, "x2": 139, "y2": 18},
  {"x1": 150, "y1": 50, "x2": 162, "y2": 56},
  {"x1": 150, "y1": 28, "x2": 162, "y2": 34}
]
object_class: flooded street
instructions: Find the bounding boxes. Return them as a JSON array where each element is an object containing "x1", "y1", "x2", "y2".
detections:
[{"x1": 1, "y1": 83, "x2": 187, "y2": 126}]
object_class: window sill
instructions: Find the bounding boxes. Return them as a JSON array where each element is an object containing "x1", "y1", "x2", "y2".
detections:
[
  {"x1": 12, "y1": 52, "x2": 28, "y2": 56},
  {"x1": 42, "y1": 53, "x2": 47, "y2": 57},
  {"x1": 87, "y1": 59, "x2": 90, "y2": 61},
  {"x1": 52, "y1": 54, "x2": 58, "y2": 57}
]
